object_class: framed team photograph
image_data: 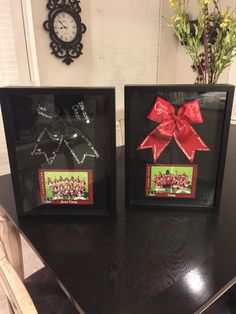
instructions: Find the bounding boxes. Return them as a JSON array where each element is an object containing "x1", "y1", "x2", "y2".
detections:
[
  {"x1": 0, "y1": 87, "x2": 116, "y2": 217},
  {"x1": 125, "y1": 84, "x2": 234, "y2": 212},
  {"x1": 39, "y1": 169, "x2": 93, "y2": 205},
  {"x1": 145, "y1": 164, "x2": 197, "y2": 199}
]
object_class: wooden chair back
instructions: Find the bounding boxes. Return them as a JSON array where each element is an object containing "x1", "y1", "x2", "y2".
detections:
[{"x1": 0, "y1": 206, "x2": 38, "y2": 314}]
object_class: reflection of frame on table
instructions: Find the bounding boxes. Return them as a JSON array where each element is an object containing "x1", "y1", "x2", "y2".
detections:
[{"x1": 145, "y1": 164, "x2": 197, "y2": 199}]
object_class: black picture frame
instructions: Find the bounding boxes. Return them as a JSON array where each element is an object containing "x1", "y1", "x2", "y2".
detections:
[
  {"x1": 0, "y1": 87, "x2": 116, "y2": 218},
  {"x1": 125, "y1": 84, "x2": 235, "y2": 212}
]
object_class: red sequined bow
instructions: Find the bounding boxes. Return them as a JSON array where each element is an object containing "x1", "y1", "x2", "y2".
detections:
[{"x1": 137, "y1": 97, "x2": 210, "y2": 162}]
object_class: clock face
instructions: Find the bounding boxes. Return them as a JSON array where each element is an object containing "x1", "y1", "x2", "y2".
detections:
[{"x1": 53, "y1": 11, "x2": 78, "y2": 43}]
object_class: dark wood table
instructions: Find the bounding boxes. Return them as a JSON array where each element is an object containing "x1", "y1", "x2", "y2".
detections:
[{"x1": 8, "y1": 125, "x2": 236, "y2": 314}]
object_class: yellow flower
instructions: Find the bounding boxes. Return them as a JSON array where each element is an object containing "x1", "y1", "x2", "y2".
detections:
[
  {"x1": 204, "y1": 0, "x2": 212, "y2": 3},
  {"x1": 220, "y1": 12, "x2": 233, "y2": 29},
  {"x1": 220, "y1": 22, "x2": 226, "y2": 29},
  {"x1": 171, "y1": 15, "x2": 180, "y2": 22},
  {"x1": 169, "y1": 0, "x2": 176, "y2": 8},
  {"x1": 220, "y1": 20, "x2": 229, "y2": 29}
]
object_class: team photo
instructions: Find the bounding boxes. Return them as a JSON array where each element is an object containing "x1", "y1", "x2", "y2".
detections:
[
  {"x1": 146, "y1": 164, "x2": 197, "y2": 198},
  {"x1": 39, "y1": 169, "x2": 93, "y2": 205}
]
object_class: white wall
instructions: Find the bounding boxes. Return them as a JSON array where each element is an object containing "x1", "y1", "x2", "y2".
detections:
[
  {"x1": 158, "y1": 0, "x2": 177, "y2": 83},
  {"x1": 228, "y1": 58, "x2": 236, "y2": 120},
  {"x1": 30, "y1": 0, "x2": 161, "y2": 106},
  {"x1": 221, "y1": 1, "x2": 236, "y2": 120}
]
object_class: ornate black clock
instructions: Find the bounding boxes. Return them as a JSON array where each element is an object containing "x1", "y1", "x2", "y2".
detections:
[{"x1": 43, "y1": 0, "x2": 86, "y2": 65}]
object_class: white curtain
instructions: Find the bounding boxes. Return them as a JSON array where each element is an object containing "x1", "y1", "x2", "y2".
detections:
[{"x1": 0, "y1": 0, "x2": 21, "y2": 175}]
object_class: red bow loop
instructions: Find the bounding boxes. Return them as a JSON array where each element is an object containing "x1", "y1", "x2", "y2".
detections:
[
  {"x1": 147, "y1": 97, "x2": 174, "y2": 123},
  {"x1": 137, "y1": 97, "x2": 210, "y2": 163},
  {"x1": 178, "y1": 100, "x2": 203, "y2": 124}
]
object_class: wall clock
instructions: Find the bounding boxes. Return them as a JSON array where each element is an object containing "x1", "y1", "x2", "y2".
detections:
[{"x1": 43, "y1": 0, "x2": 86, "y2": 65}]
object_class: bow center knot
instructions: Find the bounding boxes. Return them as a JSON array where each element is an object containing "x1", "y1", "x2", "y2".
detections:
[
  {"x1": 171, "y1": 113, "x2": 181, "y2": 124},
  {"x1": 165, "y1": 113, "x2": 183, "y2": 134}
]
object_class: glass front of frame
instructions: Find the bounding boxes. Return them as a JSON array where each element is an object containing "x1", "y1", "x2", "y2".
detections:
[
  {"x1": 1, "y1": 88, "x2": 115, "y2": 216},
  {"x1": 125, "y1": 85, "x2": 234, "y2": 211}
]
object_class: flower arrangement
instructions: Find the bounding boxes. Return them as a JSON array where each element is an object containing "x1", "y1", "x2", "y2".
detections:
[{"x1": 165, "y1": 0, "x2": 236, "y2": 84}]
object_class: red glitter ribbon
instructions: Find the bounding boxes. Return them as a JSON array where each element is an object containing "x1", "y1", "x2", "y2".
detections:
[{"x1": 137, "y1": 97, "x2": 210, "y2": 163}]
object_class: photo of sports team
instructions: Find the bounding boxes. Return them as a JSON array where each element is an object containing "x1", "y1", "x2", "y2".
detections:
[
  {"x1": 39, "y1": 170, "x2": 93, "y2": 204},
  {"x1": 146, "y1": 165, "x2": 197, "y2": 198}
]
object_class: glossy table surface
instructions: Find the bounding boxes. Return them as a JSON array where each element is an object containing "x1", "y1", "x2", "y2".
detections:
[{"x1": 17, "y1": 125, "x2": 236, "y2": 314}]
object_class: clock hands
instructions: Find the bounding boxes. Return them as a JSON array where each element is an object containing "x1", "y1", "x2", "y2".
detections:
[{"x1": 58, "y1": 19, "x2": 67, "y2": 30}]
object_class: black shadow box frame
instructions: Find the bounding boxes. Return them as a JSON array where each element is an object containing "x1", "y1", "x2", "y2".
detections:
[
  {"x1": 125, "y1": 84, "x2": 235, "y2": 213},
  {"x1": 0, "y1": 87, "x2": 116, "y2": 218}
]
